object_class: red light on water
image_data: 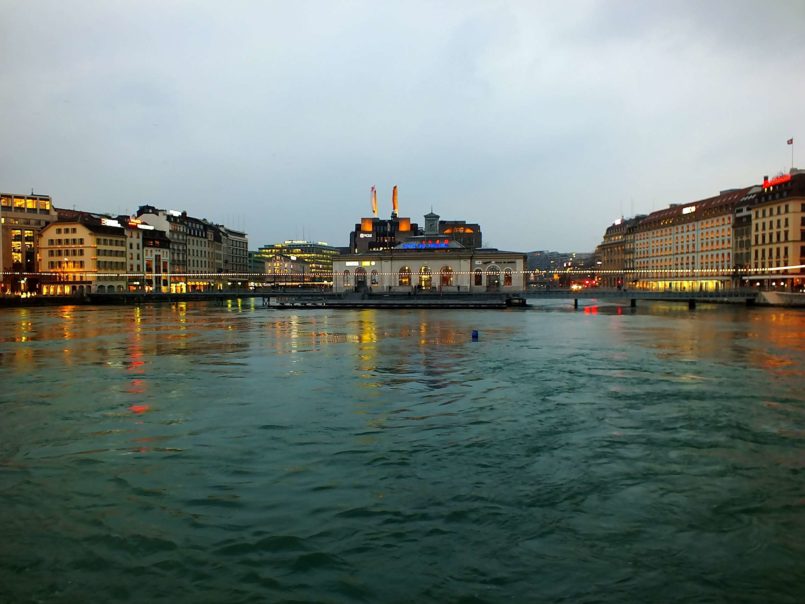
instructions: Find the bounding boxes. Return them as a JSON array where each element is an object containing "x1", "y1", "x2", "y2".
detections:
[{"x1": 129, "y1": 404, "x2": 150, "y2": 414}]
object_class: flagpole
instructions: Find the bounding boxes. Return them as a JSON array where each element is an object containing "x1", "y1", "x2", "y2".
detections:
[{"x1": 789, "y1": 137, "x2": 795, "y2": 172}]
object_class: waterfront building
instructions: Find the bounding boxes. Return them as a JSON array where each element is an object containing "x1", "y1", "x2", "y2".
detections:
[
  {"x1": 115, "y1": 215, "x2": 173, "y2": 292},
  {"x1": 333, "y1": 239, "x2": 526, "y2": 294},
  {"x1": 337, "y1": 204, "x2": 523, "y2": 294},
  {"x1": 261, "y1": 254, "x2": 310, "y2": 286},
  {"x1": 349, "y1": 215, "x2": 418, "y2": 253},
  {"x1": 0, "y1": 192, "x2": 58, "y2": 294},
  {"x1": 256, "y1": 241, "x2": 340, "y2": 284},
  {"x1": 595, "y1": 217, "x2": 643, "y2": 288},
  {"x1": 732, "y1": 187, "x2": 761, "y2": 287},
  {"x1": 136, "y1": 205, "x2": 248, "y2": 292},
  {"x1": 142, "y1": 227, "x2": 172, "y2": 293},
  {"x1": 248, "y1": 251, "x2": 264, "y2": 275},
  {"x1": 632, "y1": 187, "x2": 749, "y2": 291},
  {"x1": 136, "y1": 206, "x2": 188, "y2": 291},
  {"x1": 221, "y1": 226, "x2": 248, "y2": 278},
  {"x1": 38, "y1": 213, "x2": 128, "y2": 295},
  {"x1": 439, "y1": 219, "x2": 482, "y2": 249},
  {"x1": 348, "y1": 208, "x2": 483, "y2": 254},
  {"x1": 745, "y1": 171, "x2": 805, "y2": 291},
  {"x1": 121, "y1": 216, "x2": 144, "y2": 291}
]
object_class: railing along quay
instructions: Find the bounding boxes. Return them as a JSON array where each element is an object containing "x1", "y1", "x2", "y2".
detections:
[{"x1": 12, "y1": 288, "x2": 795, "y2": 309}]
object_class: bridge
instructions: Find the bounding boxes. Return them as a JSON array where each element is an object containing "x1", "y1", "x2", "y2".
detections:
[
  {"x1": 79, "y1": 287, "x2": 763, "y2": 310},
  {"x1": 11, "y1": 287, "x2": 803, "y2": 309},
  {"x1": 524, "y1": 288, "x2": 760, "y2": 309}
]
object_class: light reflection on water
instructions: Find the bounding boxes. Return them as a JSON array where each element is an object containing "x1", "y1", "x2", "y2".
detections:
[{"x1": 1, "y1": 301, "x2": 804, "y2": 603}]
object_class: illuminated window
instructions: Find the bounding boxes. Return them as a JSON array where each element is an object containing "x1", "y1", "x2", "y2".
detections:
[
  {"x1": 504, "y1": 268, "x2": 513, "y2": 286},
  {"x1": 398, "y1": 266, "x2": 411, "y2": 286},
  {"x1": 439, "y1": 266, "x2": 453, "y2": 286},
  {"x1": 419, "y1": 266, "x2": 432, "y2": 289}
]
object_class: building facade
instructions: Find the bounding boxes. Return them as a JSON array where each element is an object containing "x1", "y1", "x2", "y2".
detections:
[
  {"x1": 631, "y1": 187, "x2": 748, "y2": 291},
  {"x1": 261, "y1": 254, "x2": 310, "y2": 286},
  {"x1": 142, "y1": 228, "x2": 172, "y2": 293},
  {"x1": 39, "y1": 215, "x2": 128, "y2": 295},
  {"x1": 595, "y1": 217, "x2": 642, "y2": 288},
  {"x1": 745, "y1": 172, "x2": 805, "y2": 291},
  {"x1": 333, "y1": 239, "x2": 526, "y2": 294},
  {"x1": 256, "y1": 241, "x2": 340, "y2": 284},
  {"x1": 136, "y1": 205, "x2": 248, "y2": 292},
  {"x1": 0, "y1": 192, "x2": 58, "y2": 294}
]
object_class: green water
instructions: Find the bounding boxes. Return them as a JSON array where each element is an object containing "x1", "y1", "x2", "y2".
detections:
[{"x1": 1, "y1": 301, "x2": 803, "y2": 603}]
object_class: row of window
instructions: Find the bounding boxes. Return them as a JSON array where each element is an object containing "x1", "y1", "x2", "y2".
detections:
[
  {"x1": 48, "y1": 260, "x2": 85, "y2": 269},
  {"x1": 48, "y1": 238, "x2": 85, "y2": 246},
  {"x1": 755, "y1": 217, "x2": 792, "y2": 231},
  {"x1": 1, "y1": 197, "x2": 52, "y2": 210},
  {"x1": 754, "y1": 248, "x2": 790, "y2": 260},
  {"x1": 755, "y1": 232, "x2": 789, "y2": 245},
  {"x1": 341, "y1": 266, "x2": 515, "y2": 288},
  {"x1": 48, "y1": 249, "x2": 85, "y2": 257},
  {"x1": 754, "y1": 204, "x2": 801, "y2": 219}
]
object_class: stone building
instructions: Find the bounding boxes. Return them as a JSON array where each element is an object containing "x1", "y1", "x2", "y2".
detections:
[{"x1": 0, "y1": 192, "x2": 58, "y2": 294}]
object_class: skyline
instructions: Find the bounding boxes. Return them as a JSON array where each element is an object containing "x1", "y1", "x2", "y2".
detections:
[{"x1": 1, "y1": 1, "x2": 803, "y2": 252}]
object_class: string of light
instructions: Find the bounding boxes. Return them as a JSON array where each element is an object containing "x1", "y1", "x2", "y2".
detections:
[{"x1": 4, "y1": 264, "x2": 804, "y2": 280}]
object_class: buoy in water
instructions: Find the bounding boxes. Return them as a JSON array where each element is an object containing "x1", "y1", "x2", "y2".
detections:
[{"x1": 471, "y1": 330, "x2": 479, "y2": 341}]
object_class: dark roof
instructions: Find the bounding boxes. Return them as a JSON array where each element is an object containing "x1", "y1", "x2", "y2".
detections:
[{"x1": 637, "y1": 187, "x2": 750, "y2": 230}]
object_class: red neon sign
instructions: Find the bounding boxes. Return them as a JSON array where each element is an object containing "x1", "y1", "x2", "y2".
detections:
[{"x1": 763, "y1": 174, "x2": 791, "y2": 189}]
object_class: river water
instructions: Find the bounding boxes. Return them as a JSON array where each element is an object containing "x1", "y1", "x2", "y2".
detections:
[{"x1": 1, "y1": 300, "x2": 803, "y2": 603}]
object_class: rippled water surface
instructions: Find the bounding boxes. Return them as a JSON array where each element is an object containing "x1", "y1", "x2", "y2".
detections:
[{"x1": 1, "y1": 300, "x2": 804, "y2": 603}]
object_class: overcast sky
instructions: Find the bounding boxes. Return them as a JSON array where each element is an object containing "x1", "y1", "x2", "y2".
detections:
[{"x1": 2, "y1": 1, "x2": 803, "y2": 252}]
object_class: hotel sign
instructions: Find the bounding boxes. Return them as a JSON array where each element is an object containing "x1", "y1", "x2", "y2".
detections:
[{"x1": 763, "y1": 174, "x2": 791, "y2": 189}]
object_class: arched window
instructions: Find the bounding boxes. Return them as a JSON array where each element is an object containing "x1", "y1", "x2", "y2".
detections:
[
  {"x1": 399, "y1": 266, "x2": 411, "y2": 286},
  {"x1": 486, "y1": 266, "x2": 500, "y2": 289},
  {"x1": 343, "y1": 270, "x2": 350, "y2": 288},
  {"x1": 503, "y1": 268, "x2": 513, "y2": 286},
  {"x1": 419, "y1": 266, "x2": 432, "y2": 289},
  {"x1": 440, "y1": 266, "x2": 453, "y2": 286},
  {"x1": 474, "y1": 269, "x2": 483, "y2": 286},
  {"x1": 355, "y1": 267, "x2": 367, "y2": 285}
]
